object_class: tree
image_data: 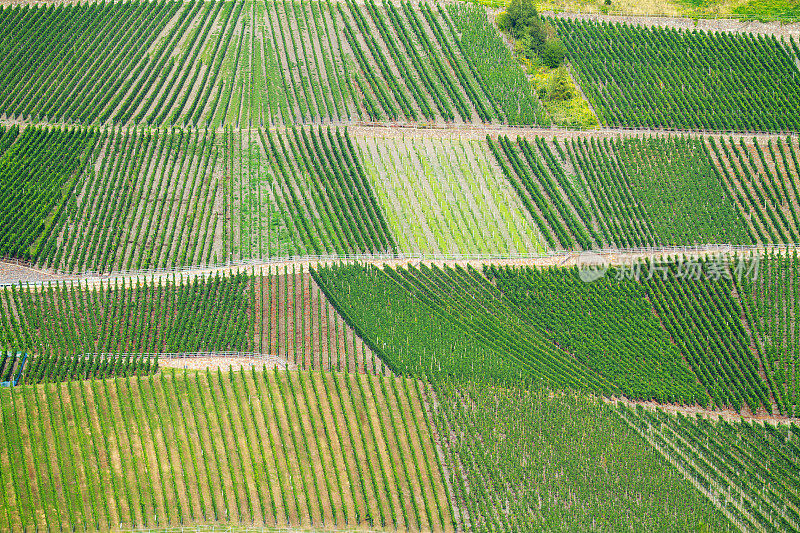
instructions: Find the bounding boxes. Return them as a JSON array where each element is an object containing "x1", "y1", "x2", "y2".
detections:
[
  {"x1": 504, "y1": 0, "x2": 539, "y2": 36},
  {"x1": 546, "y1": 65, "x2": 574, "y2": 102}
]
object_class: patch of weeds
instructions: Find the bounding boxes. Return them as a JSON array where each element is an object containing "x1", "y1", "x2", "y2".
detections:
[{"x1": 532, "y1": 64, "x2": 598, "y2": 129}]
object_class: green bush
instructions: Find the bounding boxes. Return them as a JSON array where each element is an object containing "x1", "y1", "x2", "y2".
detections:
[
  {"x1": 546, "y1": 65, "x2": 574, "y2": 101},
  {"x1": 496, "y1": 10, "x2": 511, "y2": 32},
  {"x1": 541, "y1": 38, "x2": 566, "y2": 68}
]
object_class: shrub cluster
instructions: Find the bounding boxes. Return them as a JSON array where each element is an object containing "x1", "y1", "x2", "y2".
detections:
[{"x1": 497, "y1": 0, "x2": 565, "y2": 68}]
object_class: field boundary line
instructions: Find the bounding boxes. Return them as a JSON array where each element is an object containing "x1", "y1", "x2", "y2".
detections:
[{"x1": 3, "y1": 243, "x2": 799, "y2": 285}]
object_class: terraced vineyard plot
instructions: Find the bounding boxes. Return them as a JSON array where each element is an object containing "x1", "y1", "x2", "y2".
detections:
[
  {"x1": 428, "y1": 382, "x2": 733, "y2": 532},
  {"x1": 618, "y1": 404, "x2": 800, "y2": 532},
  {"x1": 257, "y1": 265, "x2": 385, "y2": 374},
  {"x1": 358, "y1": 135, "x2": 543, "y2": 255},
  {"x1": 0, "y1": 272, "x2": 253, "y2": 383},
  {"x1": 738, "y1": 251, "x2": 800, "y2": 417},
  {"x1": 0, "y1": 0, "x2": 538, "y2": 127},
  {"x1": 708, "y1": 135, "x2": 800, "y2": 245},
  {"x1": 316, "y1": 259, "x2": 786, "y2": 414},
  {"x1": 257, "y1": 127, "x2": 396, "y2": 257},
  {"x1": 491, "y1": 134, "x2": 752, "y2": 250},
  {"x1": 553, "y1": 18, "x2": 800, "y2": 132},
  {"x1": 0, "y1": 370, "x2": 453, "y2": 532},
  {"x1": 314, "y1": 262, "x2": 616, "y2": 393}
]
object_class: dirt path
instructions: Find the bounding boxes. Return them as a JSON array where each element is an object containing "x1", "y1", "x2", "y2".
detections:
[
  {"x1": 3, "y1": 243, "x2": 797, "y2": 287},
  {"x1": 545, "y1": 11, "x2": 800, "y2": 38},
  {"x1": 607, "y1": 395, "x2": 800, "y2": 426},
  {"x1": 159, "y1": 355, "x2": 295, "y2": 372}
]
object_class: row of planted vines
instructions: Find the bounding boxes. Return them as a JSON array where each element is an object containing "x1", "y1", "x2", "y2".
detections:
[
  {"x1": 554, "y1": 18, "x2": 800, "y2": 132},
  {"x1": 618, "y1": 404, "x2": 800, "y2": 532},
  {"x1": 489, "y1": 134, "x2": 752, "y2": 251},
  {"x1": 313, "y1": 257, "x2": 786, "y2": 415},
  {"x1": 0, "y1": 369, "x2": 453, "y2": 532},
  {"x1": 738, "y1": 250, "x2": 800, "y2": 417},
  {"x1": 358, "y1": 134, "x2": 543, "y2": 256},
  {"x1": 0, "y1": 0, "x2": 540, "y2": 127},
  {"x1": 0, "y1": 266, "x2": 381, "y2": 383}
]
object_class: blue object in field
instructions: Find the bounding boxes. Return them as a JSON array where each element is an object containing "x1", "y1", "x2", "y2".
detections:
[{"x1": 0, "y1": 352, "x2": 27, "y2": 387}]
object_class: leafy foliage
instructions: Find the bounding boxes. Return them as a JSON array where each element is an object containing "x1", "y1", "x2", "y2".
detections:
[
  {"x1": 554, "y1": 18, "x2": 800, "y2": 132},
  {"x1": 619, "y1": 403, "x2": 800, "y2": 531},
  {"x1": 485, "y1": 264, "x2": 705, "y2": 403},
  {"x1": 429, "y1": 382, "x2": 734, "y2": 532}
]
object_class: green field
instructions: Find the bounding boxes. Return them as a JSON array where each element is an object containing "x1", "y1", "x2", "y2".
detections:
[
  {"x1": 359, "y1": 135, "x2": 544, "y2": 255},
  {"x1": 0, "y1": 369, "x2": 452, "y2": 531},
  {"x1": 0, "y1": 0, "x2": 545, "y2": 127},
  {"x1": 2, "y1": 0, "x2": 799, "y2": 531},
  {"x1": 429, "y1": 382, "x2": 735, "y2": 532}
]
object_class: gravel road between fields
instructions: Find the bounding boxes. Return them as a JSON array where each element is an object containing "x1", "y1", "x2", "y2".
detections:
[
  {"x1": 545, "y1": 11, "x2": 800, "y2": 38},
  {"x1": 159, "y1": 355, "x2": 296, "y2": 372},
  {"x1": 0, "y1": 244, "x2": 784, "y2": 286},
  {"x1": 606, "y1": 396, "x2": 800, "y2": 426}
]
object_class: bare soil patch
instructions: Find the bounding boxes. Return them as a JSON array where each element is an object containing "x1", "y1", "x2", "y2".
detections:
[{"x1": 160, "y1": 355, "x2": 294, "y2": 372}]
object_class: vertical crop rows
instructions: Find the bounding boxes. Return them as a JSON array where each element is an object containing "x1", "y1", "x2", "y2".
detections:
[{"x1": 0, "y1": 370, "x2": 452, "y2": 531}]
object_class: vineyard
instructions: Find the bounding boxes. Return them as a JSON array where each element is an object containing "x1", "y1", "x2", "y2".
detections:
[
  {"x1": 554, "y1": 18, "x2": 800, "y2": 132},
  {"x1": 358, "y1": 134, "x2": 543, "y2": 255},
  {"x1": 0, "y1": 369, "x2": 452, "y2": 531},
  {"x1": 0, "y1": 0, "x2": 545, "y2": 127},
  {"x1": 2, "y1": 0, "x2": 800, "y2": 531},
  {"x1": 5, "y1": 129, "x2": 800, "y2": 274},
  {"x1": 428, "y1": 382, "x2": 734, "y2": 532},
  {"x1": 0, "y1": 267, "x2": 383, "y2": 384}
]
